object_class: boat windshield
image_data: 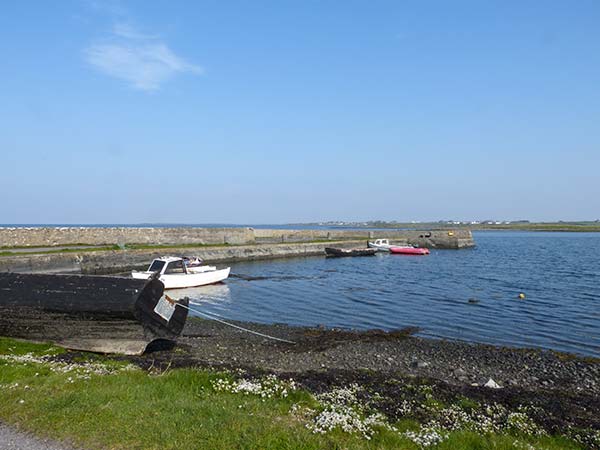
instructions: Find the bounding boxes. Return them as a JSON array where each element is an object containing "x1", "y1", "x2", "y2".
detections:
[
  {"x1": 164, "y1": 260, "x2": 185, "y2": 274},
  {"x1": 148, "y1": 260, "x2": 166, "y2": 273}
]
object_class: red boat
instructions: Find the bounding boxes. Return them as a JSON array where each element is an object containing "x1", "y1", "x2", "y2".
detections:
[{"x1": 389, "y1": 246, "x2": 430, "y2": 255}]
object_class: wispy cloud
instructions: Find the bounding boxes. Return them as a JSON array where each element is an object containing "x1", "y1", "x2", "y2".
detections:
[
  {"x1": 111, "y1": 23, "x2": 158, "y2": 40},
  {"x1": 85, "y1": 23, "x2": 203, "y2": 91}
]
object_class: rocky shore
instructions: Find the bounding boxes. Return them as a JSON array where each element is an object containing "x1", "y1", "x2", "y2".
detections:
[{"x1": 113, "y1": 319, "x2": 599, "y2": 439}]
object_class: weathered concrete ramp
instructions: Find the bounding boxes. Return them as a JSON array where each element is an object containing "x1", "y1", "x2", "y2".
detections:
[{"x1": 0, "y1": 273, "x2": 188, "y2": 355}]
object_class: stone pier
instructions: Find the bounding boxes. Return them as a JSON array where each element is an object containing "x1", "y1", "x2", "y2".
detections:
[{"x1": 0, "y1": 227, "x2": 475, "y2": 274}]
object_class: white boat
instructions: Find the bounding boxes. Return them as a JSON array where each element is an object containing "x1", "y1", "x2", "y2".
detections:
[
  {"x1": 132, "y1": 256, "x2": 230, "y2": 289},
  {"x1": 367, "y1": 239, "x2": 395, "y2": 251},
  {"x1": 182, "y1": 257, "x2": 217, "y2": 273},
  {"x1": 186, "y1": 265, "x2": 217, "y2": 273}
]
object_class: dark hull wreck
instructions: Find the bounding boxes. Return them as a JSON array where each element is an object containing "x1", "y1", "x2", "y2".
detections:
[
  {"x1": 324, "y1": 247, "x2": 377, "y2": 257},
  {"x1": 0, "y1": 272, "x2": 189, "y2": 355}
]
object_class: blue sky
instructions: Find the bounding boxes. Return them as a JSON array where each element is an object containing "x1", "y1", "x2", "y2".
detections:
[{"x1": 1, "y1": 1, "x2": 599, "y2": 224}]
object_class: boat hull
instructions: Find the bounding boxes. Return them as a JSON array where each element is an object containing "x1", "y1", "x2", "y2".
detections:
[
  {"x1": 325, "y1": 247, "x2": 377, "y2": 257},
  {"x1": 132, "y1": 267, "x2": 231, "y2": 289},
  {"x1": 186, "y1": 265, "x2": 217, "y2": 273},
  {"x1": 0, "y1": 272, "x2": 188, "y2": 355},
  {"x1": 389, "y1": 246, "x2": 430, "y2": 255}
]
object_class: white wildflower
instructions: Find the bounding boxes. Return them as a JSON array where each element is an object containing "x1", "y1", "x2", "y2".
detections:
[
  {"x1": 211, "y1": 374, "x2": 296, "y2": 399},
  {"x1": 305, "y1": 385, "x2": 394, "y2": 439},
  {"x1": 0, "y1": 353, "x2": 138, "y2": 378},
  {"x1": 402, "y1": 427, "x2": 448, "y2": 448}
]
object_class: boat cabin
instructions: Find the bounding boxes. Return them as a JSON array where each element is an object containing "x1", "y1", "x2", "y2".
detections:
[
  {"x1": 147, "y1": 257, "x2": 188, "y2": 275},
  {"x1": 373, "y1": 239, "x2": 390, "y2": 246}
]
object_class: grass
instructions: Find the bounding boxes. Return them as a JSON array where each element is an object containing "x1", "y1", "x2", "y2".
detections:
[
  {"x1": 0, "y1": 244, "x2": 96, "y2": 250},
  {"x1": 0, "y1": 239, "x2": 366, "y2": 257},
  {"x1": 0, "y1": 338, "x2": 591, "y2": 450},
  {"x1": 0, "y1": 245, "x2": 121, "y2": 256},
  {"x1": 0, "y1": 337, "x2": 64, "y2": 356}
]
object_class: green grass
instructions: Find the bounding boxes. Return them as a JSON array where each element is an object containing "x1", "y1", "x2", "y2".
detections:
[
  {"x1": 122, "y1": 239, "x2": 366, "y2": 250},
  {"x1": 0, "y1": 243, "x2": 96, "y2": 250},
  {"x1": 125, "y1": 242, "x2": 232, "y2": 250},
  {"x1": 0, "y1": 245, "x2": 121, "y2": 256},
  {"x1": 0, "y1": 239, "x2": 366, "y2": 257},
  {"x1": 0, "y1": 337, "x2": 64, "y2": 356},
  {"x1": 0, "y1": 338, "x2": 588, "y2": 450},
  {"x1": 53, "y1": 245, "x2": 121, "y2": 253}
]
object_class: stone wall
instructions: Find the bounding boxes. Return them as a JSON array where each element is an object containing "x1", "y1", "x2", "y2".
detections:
[
  {"x1": 0, "y1": 241, "x2": 366, "y2": 274},
  {"x1": 254, "y1": 228, "x2": 474, "y2": 249},
  {"x1": 0, "y1": 227, "x2": 255, "y2": 247},
  {"x1": 0, "y1": 227, "x2": 474, "y2": 250},
  {"x1": 0, "y1": 227, "x2": 475, "y2": 274}
]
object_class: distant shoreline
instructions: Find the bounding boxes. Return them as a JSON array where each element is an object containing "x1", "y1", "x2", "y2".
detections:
[
  {"x1": 1, "y1": 222, "x2": 599, "y2": 232},
  {"x1": 291, "y1": 222, "x2": 600, "y2": 233}
]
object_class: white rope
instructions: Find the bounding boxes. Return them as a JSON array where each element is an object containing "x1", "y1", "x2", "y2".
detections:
[
  {"x1": 168, "y1": 296, "x2": 296, "y2": 344},
  {"x1": 188, "y1": 302, "x2": 230, "y2": 319}
]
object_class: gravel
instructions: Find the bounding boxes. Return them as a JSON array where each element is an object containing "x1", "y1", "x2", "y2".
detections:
[
  {"x1": 170, "y1": 319, "x2": 600, "y2": 396},
  {"x1": 119, "y1": 318, "x2": 600, "y2": 433},
  {"x1": 4, "y1": 317, "x2": 598, "y2": 446},
  {"x1": 0, "y1": 422, "x2": 75, "y2": 450}
]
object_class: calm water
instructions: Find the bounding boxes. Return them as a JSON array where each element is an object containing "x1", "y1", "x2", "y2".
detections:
[{"x1": 172, "y1": 232, "x2": 600, "y2": 357}]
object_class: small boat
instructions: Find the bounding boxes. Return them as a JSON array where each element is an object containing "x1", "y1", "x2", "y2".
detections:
[
  {"x1": 325, "y1": 247, "x2": 377, "y2": 257},
  {"x1": 389, "y1": 246, "x2": 430, "y2": 255},
  {"x1": 368, "y1": 239, "x2": 395, "y2": 252},
  {"x1": 368, "y1": 239, "x2": 430, "y2": 255},
  {"x1": 132, "y1": 256, "x2": 230, "y2": 289},
  {"x1": 0, "y1": 272, "x2": 188, "y2": 355}
]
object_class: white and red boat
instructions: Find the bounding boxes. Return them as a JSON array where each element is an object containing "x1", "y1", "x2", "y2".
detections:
[
  {"x1": 367, "y1": 239, "x2": 395, "y2": 251},
  {"x1": 369, "y1": 239, "x2": 430, "y2": 255},
  {"x1": 389, "y1": 246, "x2": 430, "y2": 255}
]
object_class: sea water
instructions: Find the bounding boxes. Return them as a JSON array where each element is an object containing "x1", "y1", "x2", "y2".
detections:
[{"x1": 176, "y1": 231, "x2": 600, "y2": 357}]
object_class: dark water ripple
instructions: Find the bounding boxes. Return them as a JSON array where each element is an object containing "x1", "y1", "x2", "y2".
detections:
[{"x1": 176, "y1": 232, "x2": 600, "y2": 357}]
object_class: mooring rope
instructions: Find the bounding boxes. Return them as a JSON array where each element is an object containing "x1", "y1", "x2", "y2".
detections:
[
  {"x1": 165, "y1": 295, "x2": 296, "y2": 344},
  {"x1": 188, "y1": 302, "x2": 230, "y2": 319}
]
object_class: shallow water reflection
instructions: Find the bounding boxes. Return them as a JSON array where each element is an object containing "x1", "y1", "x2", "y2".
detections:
[{"x1": 169, "y1": 283, "x2": 231, "y2": 306}]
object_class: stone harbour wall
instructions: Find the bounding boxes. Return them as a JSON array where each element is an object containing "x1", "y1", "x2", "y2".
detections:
[
  {"x1": 0, "y1": 227, "x2": 475, "y2": 274},
  {"x1": 254, "y1": 228, "x2": 474, "y2": 249},
  {"x1": 0, "y1": 227, "x2": 255, "y2": 247},
  {"x1": 0, "y1": 241, "x2": 367, "y2": 274},
  {"x1": 0, "y1": 227, "x2": 474, "y2": 249}
]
